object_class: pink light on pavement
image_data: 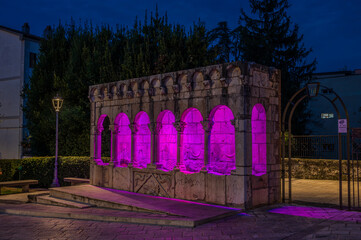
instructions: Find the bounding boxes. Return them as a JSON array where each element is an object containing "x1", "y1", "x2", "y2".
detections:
[
  {"x1": 133, "y1": 111, "x2": 151, "y2": 169},
  {"x1": 180, "y1": 108, "x2": 204, "y2": 173},
  {"x1": 114, "y1": 113, "x2": 131, "y2": 167},
  {"x1": 252, "y1": 103, "x2": 267, "y2": 176},
  {"x1": 156, "y1": 110, "x2": 177, "y2": 171},
  {"x1": 208, "y1": 105, "x2": 235, "y2": 175}
]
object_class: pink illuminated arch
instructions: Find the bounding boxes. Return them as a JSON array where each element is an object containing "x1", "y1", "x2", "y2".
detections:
[
  {"x1": 208, "y1": 105, "x2": 235, "y2": 175},
  {"x1": 252, "y1": 103, "x2": 267, "y2": 176},
  {"x1": 114, "y1": 113, "x2": 131, "y2": 167},
  {"x1": 156, "y1": 110, "x2": 177, "y2": 171},
  {"x1": 180, "y1": 108, "x2": 204, "y2": 173},
  {"x1": 95, "y1": 114, "x2": 110, "y2": 165},
  {"x1": 133, "y1": 111, "x2": 151, "y2": 169}
]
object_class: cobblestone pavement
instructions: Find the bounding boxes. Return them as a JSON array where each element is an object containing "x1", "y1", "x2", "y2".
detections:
[{"x1": 0, "y1": 204, "x2": 361, "y2": 240}]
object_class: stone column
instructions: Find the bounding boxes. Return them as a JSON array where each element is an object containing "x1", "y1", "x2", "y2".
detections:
[
  {"x1": 109, "y1": 124, "x2": 117, "y2": 166},
  {"x1": 201, "y1": 119, "x2": 211, "y2": 170},
  {"x1": 149, "y1": 122, "x2": 157, "y2": 166},
  {"x1": 129, "y1": 123, "x2": 136, "y2": 167},
  {"x1": 173, "y1": 121, "x2": 186, "y2": 169}
]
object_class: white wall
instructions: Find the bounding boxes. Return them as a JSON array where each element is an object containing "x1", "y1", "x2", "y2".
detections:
[{"x1": 0, "y1": 30, "x2": 23, "y2": 159}]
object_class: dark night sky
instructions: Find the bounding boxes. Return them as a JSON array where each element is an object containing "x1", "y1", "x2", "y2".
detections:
[{"x1": 1, "y1": 0, "x2": 360, "y2": 73}]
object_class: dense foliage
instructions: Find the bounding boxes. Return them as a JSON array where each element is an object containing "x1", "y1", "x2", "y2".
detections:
[
  {"x1": 0, "y1": 157, "x2": 90, "y2": 187},
  {"x1": 23, "y1": 9, "x2": 217, "y2": 156},
  {"x1": 236, "y1": 0, "x2": 317, "y2": 134},
  {"x1": 24, "y1": 2, "x2": 316, "y2": 156}
]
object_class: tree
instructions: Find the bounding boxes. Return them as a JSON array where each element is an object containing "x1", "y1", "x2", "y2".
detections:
[
  {"x1": 23, "y1": 8, "x2": 217, "y2": 156},
  {"x1": 236, "y1": 0, "x2": 316, "y2": 134}
]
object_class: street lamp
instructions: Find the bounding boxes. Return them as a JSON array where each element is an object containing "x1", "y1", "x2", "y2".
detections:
[{"x1": 51, "y1": 94, "x2": 63, "y2": 187}]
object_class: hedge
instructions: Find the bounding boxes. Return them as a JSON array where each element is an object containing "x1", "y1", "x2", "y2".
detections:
[{"x1": 0, "y1": 157, "x2": 90, "y2": 188}]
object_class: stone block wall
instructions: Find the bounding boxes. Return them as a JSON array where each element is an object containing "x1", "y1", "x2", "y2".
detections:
[{"x1": 88, "y1": 62, "x2": 281, "y2": 209}]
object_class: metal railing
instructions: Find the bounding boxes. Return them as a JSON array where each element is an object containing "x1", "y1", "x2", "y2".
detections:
[{"x1": 286, "y1": 135, "x2": 350, "y2": 159}]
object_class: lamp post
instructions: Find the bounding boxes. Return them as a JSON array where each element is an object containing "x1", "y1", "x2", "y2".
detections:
[{"x1": 51, "y1": 94, "x2": 63, "y2": 187}]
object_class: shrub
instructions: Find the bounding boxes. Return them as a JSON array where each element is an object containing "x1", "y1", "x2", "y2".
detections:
[{"x1": 0, "y1": 157, "x2": 90, "y2": 187}]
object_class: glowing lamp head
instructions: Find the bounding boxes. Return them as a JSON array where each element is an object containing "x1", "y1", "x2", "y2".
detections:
[{"x1": 52, "y1": 94, "x2": 64, "y2": 112}]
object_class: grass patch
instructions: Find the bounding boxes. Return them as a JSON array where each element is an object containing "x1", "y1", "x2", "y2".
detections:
[{"x1": 0, "y1": 187, "x2": 23, "y2": 195}]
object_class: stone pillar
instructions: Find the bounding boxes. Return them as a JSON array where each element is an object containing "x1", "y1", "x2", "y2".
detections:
[
  {"x1": 173, "y1": 121, "x2": 186, "y2": 169},
  {"x1": 201, "y1": 119, "x2": 211, "y2": 169},
  {"x1": 129, "y1": 123, "x2": 136, "y2": 167},
  {"x1": 149, "y1": 122, "x2": 157, "y2": 165},
  {"x1": 109, "y1": 124, "x2": 117, "y2": 165}
]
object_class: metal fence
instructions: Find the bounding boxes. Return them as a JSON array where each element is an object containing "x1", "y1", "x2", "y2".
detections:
[{"x1": 286, "y1": 135, "x2": 350, "y2": 159}]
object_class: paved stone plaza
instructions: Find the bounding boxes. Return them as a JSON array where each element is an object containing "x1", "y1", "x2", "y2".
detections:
[{"x1": 1, "y1": 203, "x2": 361, "y2": 240}]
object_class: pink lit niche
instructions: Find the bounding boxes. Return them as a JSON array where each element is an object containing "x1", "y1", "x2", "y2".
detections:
[
  {"x1": 208, "y1": 105, "x2": 235, "y2": 175},
  {"x1": 252, "y1": 103, "x2": 267, "y2": 176},
  {"x1": 180, "y1": 108, "x2": 204, "y2": 173},
  {"x1": 156, "y1": 110, "x2": 177, "y2": 171},
  {"x1": 114, "y1": 113, "x2": 131, "y2": 167},
  {"x1": 133, "y1": 111, "x2": 151, "y2": 169},
  {"x1": 94, "y1": 114, "x2": 110, "y2": 165}
]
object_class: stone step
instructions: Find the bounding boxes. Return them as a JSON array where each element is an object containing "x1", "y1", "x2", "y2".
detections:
[
  {"x1": 49, "y1": 186, "x2": 173, "y2": 215},
  {"x1": 49, "y1": 185, "x2": 242, "y2": 221},
  {"x1": 36, "y1": 195, "x2": 93, "y2": 209}
]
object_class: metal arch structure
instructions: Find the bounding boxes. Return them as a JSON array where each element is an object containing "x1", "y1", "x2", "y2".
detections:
[{"x1": 281, "y1": 83, "x2": 351, "y2": 209}]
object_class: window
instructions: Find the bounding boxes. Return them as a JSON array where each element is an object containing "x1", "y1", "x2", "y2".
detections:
[{"x1": 29, "y1": 52, "x2": 37, "y2": 68}]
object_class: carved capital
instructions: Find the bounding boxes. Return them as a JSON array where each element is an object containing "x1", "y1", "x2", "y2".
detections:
[
  {"x1": 201, "y1": 120, "x2": 213, "y2": 132},
  {"x1": 136, "y1": 89, "x2": 144, "y2": 97},
  {"x1": 148, "y1": 88, "x2": 155, "y2": 96},
  {"x1": 186, "y1": 82, "x2": 192, "y2": 91},
  {"x1": 203, "y1": 80, "x2": 212, "y2": 88},
  {"x1": 172, "y1": 84, "x2": 180, "y2": 93},
  {"x1": 173, "y1": 121, "x2": 186, "y2": 132},
  {"x1": 160, "y1": 86, "x2": 167, "y2": 95},
  {"x1": 126, "y1": 90, "x2": 134, "y2": 98},
  {"x1": 220, "y1": 78, "x2": 231, "y2": 87}
]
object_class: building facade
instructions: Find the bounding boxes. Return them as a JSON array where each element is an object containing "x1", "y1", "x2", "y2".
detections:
[
  {"x1": 0, "y1": 24, "x2": 40, "y2": 159},
  {"x1": 88, "y1": 62, "x2": 281, "y2": 208}
]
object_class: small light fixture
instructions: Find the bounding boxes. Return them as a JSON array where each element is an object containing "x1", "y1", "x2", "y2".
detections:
[
  {"x1": 306, "y1": 82, "x2": 320, "y2": 97},
  {"x1": 52, "y1": 94, "x2": 63, "y2": 112}
]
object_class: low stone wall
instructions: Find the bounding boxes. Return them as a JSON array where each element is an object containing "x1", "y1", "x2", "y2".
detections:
[
  {"x1": 285, "y1": 158, "x2": 360, "y2": 180},
  {"x1": 90, "y1": 162, "x2": 278, "y2": 209}
]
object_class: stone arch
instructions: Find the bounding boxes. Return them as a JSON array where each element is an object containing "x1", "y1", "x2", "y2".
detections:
[
  {"x1": 133, "y1": 111, "x2": 151, "y2": 168},
  {"x1": 114, "y1": 113, "x2": 131, "y2": 167},
  {"x1": 252, "y1": 103, "x2": 267, "y2": 176},
  {"x1": 94, "y1": 114, "x2": 111, "y2": 165},
  {"x1": 208, "y1": 105, "x2": 236, "y2": 175},
  {"x1": 156, "y1": 110, "x2": 177, "y2": 171},
  {"x1": 180, "y1": 108, "x2": 204, "y2": 173},
  {"x1": 89, "y1": 88, "x2": 97, "y2": 102}
]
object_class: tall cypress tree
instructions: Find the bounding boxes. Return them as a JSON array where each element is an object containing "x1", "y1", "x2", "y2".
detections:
[{"x1": 237, "y1": 0, "x2": 316, "y2": 134}]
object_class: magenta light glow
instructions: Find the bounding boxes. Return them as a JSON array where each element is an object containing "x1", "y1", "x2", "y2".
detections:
[
  {"x1": 94, "y1": 114, "x2": 108, "y2": 164},
  {"x1": 133, "y1": 111, "x2": 151, "y2": 169},
  {"x1": 269, "y1": 206, "x2": 361, "y2": 222},
  {"x1": 208, "y1": 105, "x2": 235, "y2": 175},
  {"x1": 114, "y1": 113, "x2": 131, "y2": 167},
  {"x1": 156, "y1": 110, "x2": 177, "y2": 171},
  {"x1": 252, "y1": 103, "x2": 267, "y2": 176},
  {"x1": 180, "y1": 108, "x2": 204, "y2": 173}
]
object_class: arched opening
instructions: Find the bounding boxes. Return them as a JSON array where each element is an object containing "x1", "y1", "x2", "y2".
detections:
[
  {"x1": 156, "y1": 110, "x2": 177, "y2": 171},
  {"x1": 133, "y1": 111, "x2": 151, "y2": 169},
  {"x1": 208, "y1": 105, "x2": 235, "y2": 175},
  {"x1": 114, "y1": 113, "x2": 131, "y2": 167},
  {"x1": 252, "y1": 103, "x2": 267, "y2": 176},
  {"x1": 180, "y1": 108, "x2": 204, "y2": 173},
  {"x1": 95, "y1": 114, "x2": 111, "y2": 165}
]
